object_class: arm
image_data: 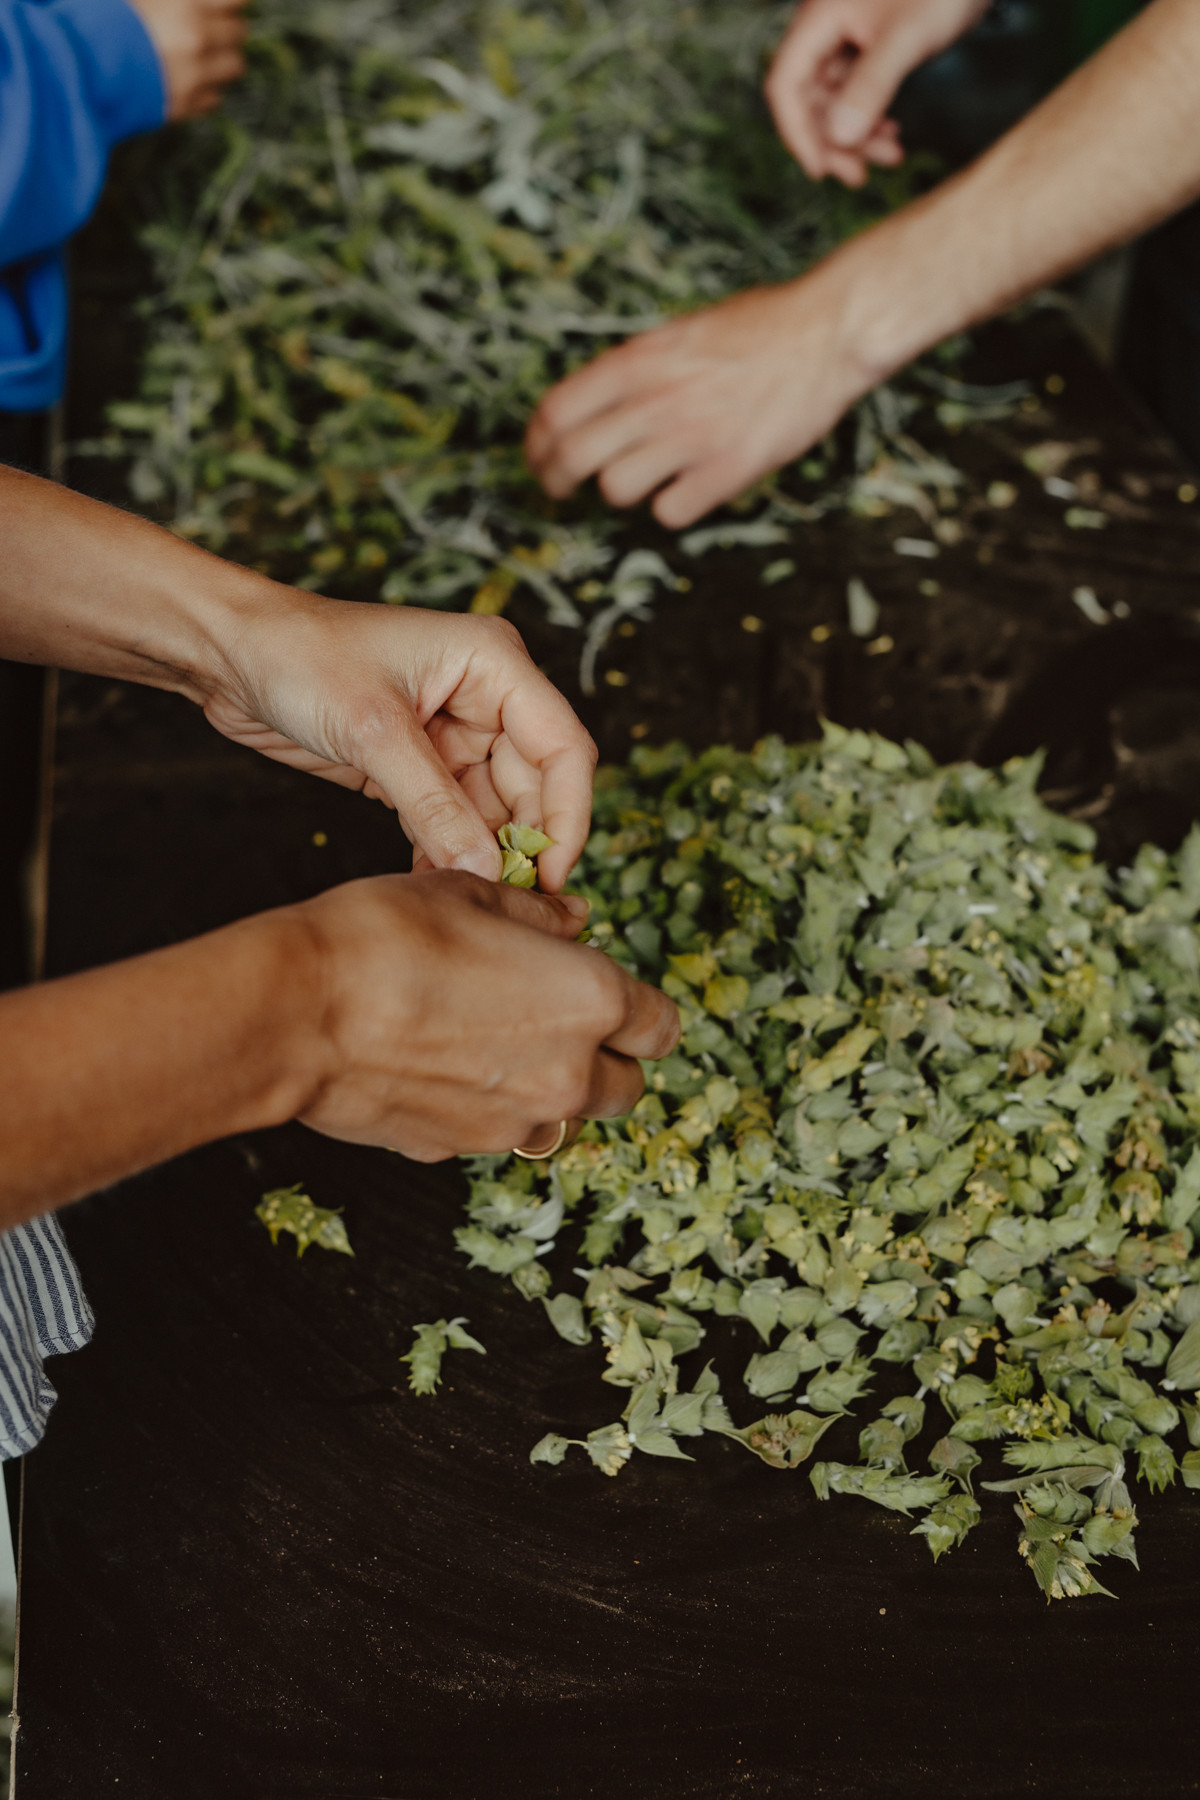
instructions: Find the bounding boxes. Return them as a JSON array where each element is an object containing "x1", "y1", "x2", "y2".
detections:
[
  {"x1": 0, "y1": 871, "x2": 680, "y2": 1225},
  {"x1": 0, "y1": 471, "x2": 662, "y2": 1221},
  {"x1": 527, "y1": 0, "x2": 1200, "y2": 528},
  {"x1": 0, "y1": 465, "x2": 595, "y2": 890}
]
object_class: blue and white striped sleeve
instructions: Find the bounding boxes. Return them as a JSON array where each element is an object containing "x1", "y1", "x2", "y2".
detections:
[{"x1": 0, "y1": 1213, "x2": 93, "y2": 1459}]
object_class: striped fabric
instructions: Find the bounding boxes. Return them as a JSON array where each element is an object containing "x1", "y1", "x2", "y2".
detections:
[{"x1": 0, "y1": 1214, "x2": 93, "y2": 1459}]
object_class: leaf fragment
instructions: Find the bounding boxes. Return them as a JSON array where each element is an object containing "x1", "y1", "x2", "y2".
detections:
[
  {"x1": 255, "y1": 1184, "x2": 353, "y2": 1258},
  {"x1": 402, "y1": 1316, "x2": 485, "y2": 1396}
]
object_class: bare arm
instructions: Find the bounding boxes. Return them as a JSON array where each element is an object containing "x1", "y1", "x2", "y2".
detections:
[
  {"x1": 527, "y1": 0, "x2": 1200, "y2": 527},
  {"x1": 0, "y1": 872, "x2": 680, "y2": 1227},
  {"x1": 0, "y1": 466, "x2": 595, "y2": 890},
  {"x1": 846, "y1": 0, "x2": 1200, "y2": 372}
]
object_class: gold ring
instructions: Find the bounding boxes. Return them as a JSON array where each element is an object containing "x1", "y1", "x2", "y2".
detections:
[{"x1": 513, "y1": 1119, "x2": 569, "y2": 1161}]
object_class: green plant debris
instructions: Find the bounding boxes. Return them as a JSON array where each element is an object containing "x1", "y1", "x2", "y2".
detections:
[
  {"x1": 499, "y1": 821, "x2": 553, "y2": 887},
  {"x1": 256, "y1": 1183, "x2": 353, "y2": 1257},
  {"x1": 91, "y1": 0, "x2": 1012, "y2": 684},
  {"x1": 455, "y1": 723, "x2": 1200, "y2": 1597},
  {"x1": 402, "y1": 1317, "x2": 487, "y2": 1395}
]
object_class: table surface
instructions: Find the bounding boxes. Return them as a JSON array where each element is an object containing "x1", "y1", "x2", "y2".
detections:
[{"x1": 15, "y1": 315, "x2": 1200, "y2": 1798}]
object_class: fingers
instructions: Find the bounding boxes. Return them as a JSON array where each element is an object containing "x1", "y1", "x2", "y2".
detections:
[
  {"x1": 525, "y1": 349, "x2": 642, "y2": 477},
  {"x1": 598, "y1": 432, "x2": 694, "y2": 511},
  {"x1": 531, "y1": 392, "x2": 652, "y2": 499},
  {"x1": 765, "y1": 4, "x2": 853, "y2": 174},
  {"x1": 457, "y1": 758, "x2": 512, "y2": 835},
  {"x1": 483, "y1": 879, "x2": 591, "y2": 939},
  {"x1": 379, "y1": 711, "x2": 503, "y2": 880},
  {"x1": 581, "y1": 1047, "x2": 646, "y2": 1120},
  {"x1": 825, "y1": 25, "x2": 922, "y2": 153},
  {"x1": 418, "y1": 627, "x2": 594, "y2": 889},
  {"x1": 515, "y1": 1117, "x2": 585, "y2": 1157},
  {"x1": 652, "y1": 446, "x2": 762, "y2": 531},
  {"x1": 524, "y1": 740, "x2": 596, "y2": 894},
  {"x1": 600, "y1": 962, "x2": 682, "y2": 1063},
  {"x1": 476, "y1": 641, "x2": 596, "y2": 892},
  {"x1": 765, "y1": 0, "x2": 928, "y2": 184},
  {"x1": 464, "y1": 879, "x2": 675, "y2": 1064}
]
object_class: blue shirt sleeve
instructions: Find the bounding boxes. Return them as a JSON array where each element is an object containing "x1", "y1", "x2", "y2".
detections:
[{"x1": 0, "y1": 0, "x2": 167, "y2": 413}]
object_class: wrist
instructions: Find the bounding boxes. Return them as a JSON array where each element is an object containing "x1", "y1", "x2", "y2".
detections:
[
  {"x1": 0, "y1": 469, "x2": 318, "y2": 699},
  {"x1": 814, "y1": 219, "x2": 948, "y2": 392},
  {"x1": 173, "y1": 564, "x2": 324, "y2": 710},
  {"x1": 236, "y1": 903, "x2": 339, "y2": 1129},
  {"x1": 811, "y1": 165, "x2": 1007, "y2": 390}
]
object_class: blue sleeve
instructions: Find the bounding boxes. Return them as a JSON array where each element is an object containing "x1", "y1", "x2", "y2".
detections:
[
  {"x1": 0, "y1": 0, "x2": 167, "y2": 269},
  {"x1": 0, "y1": 0, "x2": 165, "y2": 412}
]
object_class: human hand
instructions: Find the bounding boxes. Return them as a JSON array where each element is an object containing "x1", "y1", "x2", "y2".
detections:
[
  {"x1": 293, "y1": 871, "x2": 681, "y2": 1161},
  {"x1": 766, "y1": 0, "x2": 986, "y2": 185},
  {"x1": 130, "y1": 0, "x2": 249, "y2": 119},
  {"x1": 200, "y1": 596, "x2": 596, "y2": 892},
  {"x1": 526, "y1": 263, "x2": 879, "y2": 529}
]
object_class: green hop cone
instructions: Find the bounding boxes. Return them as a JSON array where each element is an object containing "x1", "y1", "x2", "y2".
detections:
[{"x1": 498, "y1": 822, "x2": 553, "y2": 888}]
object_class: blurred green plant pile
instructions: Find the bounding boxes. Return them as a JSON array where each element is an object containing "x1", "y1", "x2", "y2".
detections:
[
  {"x1": 91, "y1": 0, "x2": 982, "y2": 674},
  {"x1": 461, "y1": 725, "x2": 1200, "y2": 1599}
]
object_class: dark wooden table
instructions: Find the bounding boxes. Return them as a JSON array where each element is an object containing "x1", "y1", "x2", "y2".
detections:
[{"x1": 13, "y1": 315, "x2": 1200, "y2": 1797}]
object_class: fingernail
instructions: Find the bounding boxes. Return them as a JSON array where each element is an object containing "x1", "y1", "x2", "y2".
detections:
[
  {"x1": 451, "y1": 846, "x2": 501, "y2": 880},
  {"x1": 560, "y1": 894, "x2": 590, "y2": 921},
  {"x1": 828, "y1": 102, "x2": 869, "y2": 147}
]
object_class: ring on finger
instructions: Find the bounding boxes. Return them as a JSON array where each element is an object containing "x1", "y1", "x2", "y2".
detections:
[{"x1": 513, "y1": 1119, "x2": 575, "y2": 1161}]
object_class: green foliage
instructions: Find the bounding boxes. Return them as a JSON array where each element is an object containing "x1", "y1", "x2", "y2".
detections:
[
  {"x1": 455, "y1": 726, "x2": 1200, "y2": 1597},
  {"x1": 96, "y1": 0, "x2": 982, "y2": 679}
]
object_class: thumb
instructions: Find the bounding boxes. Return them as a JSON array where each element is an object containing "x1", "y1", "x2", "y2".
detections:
[
  {"x1": 383, "y1": 715, "x2": 503, "y2": 880},
  {"x1": 827, "y1": 32, "x2": 919, "y2": 148},
  {"x1": 487, "y1": 882, "x2": 591, "y2": 939}
]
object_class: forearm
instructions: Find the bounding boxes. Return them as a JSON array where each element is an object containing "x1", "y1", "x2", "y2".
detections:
[
  {"x1": 0, "y1": 907, "x2": 325, "y2": 1225},
  {"x1": 836, "y1": 0, "x2": 1200, "y2": 378},
  {"x1": 0, "y1": 463, "x2": 300, "y2": 699}
]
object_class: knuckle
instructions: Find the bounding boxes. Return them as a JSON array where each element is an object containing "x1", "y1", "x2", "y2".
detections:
[
  {"x1": 349, "y1": 696, "x2": 408, "y2": 751},
  {"x1": 407, "y1": 785, "x2": 466, "y2": 840},
  {"x1": 475, "y1": 612, "x2": 524, "y2": 654},
  {"x1": 427, "y1": 865, "x2": 493, "y2": 909}
]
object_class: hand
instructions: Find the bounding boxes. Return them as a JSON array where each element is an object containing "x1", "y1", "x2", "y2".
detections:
[
  {"x1": 129, "y1": 0, "x2": 249, "y2": 119},
  {"x1": 294, "y1": 871, "x2": 681, "y2": 1161},
  {"x1": 0, "y1": 469, "x2": 596, "y2": 891},
  {"x1": 766, "y1": 0, "x2": 987, "y2": 185},
  {"x1": 201, "y1": 597, "x2": 596, "y2": 892},
  {"x1": 0, "y1": 866, "x2": 679, "y2": 1218},
  {"x1": 526, "y1": 262, "x2": 877, "y2": 529}
]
